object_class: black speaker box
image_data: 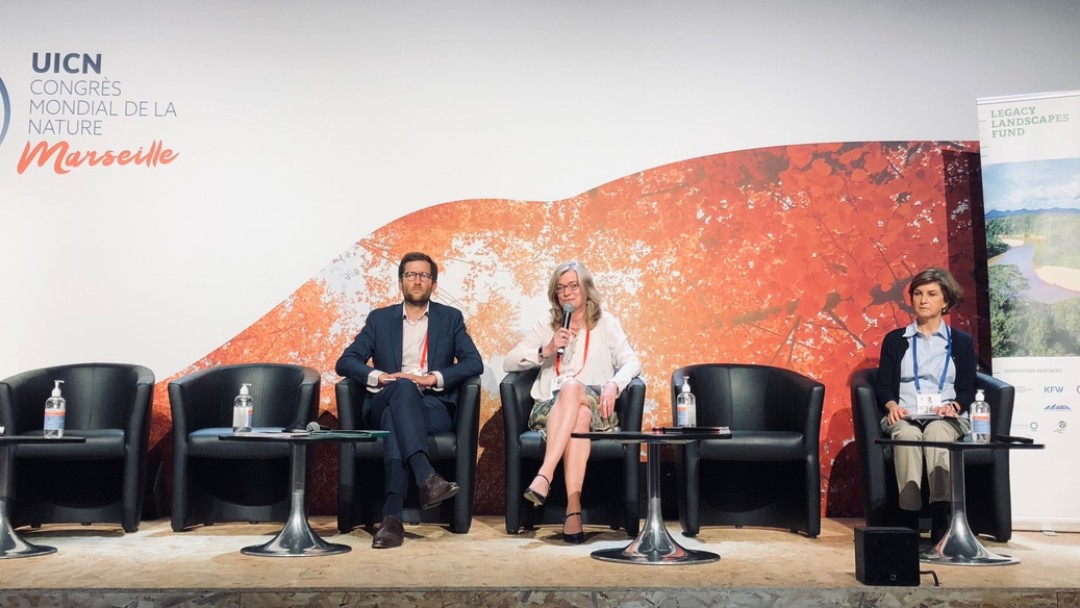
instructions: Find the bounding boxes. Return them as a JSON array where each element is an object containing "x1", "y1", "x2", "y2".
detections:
[{"x1": 854, "y1": 526, "x2": 919, "y2": 586}]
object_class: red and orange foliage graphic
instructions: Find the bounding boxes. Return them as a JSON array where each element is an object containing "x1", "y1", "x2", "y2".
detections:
[{"x1": 150, "y1": 141, "x2": 983, "y2": 517}]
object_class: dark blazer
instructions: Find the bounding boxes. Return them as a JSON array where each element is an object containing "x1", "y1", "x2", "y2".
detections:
[
  {"x1": 335, "y1": 301, "x2": 483, "y2": 407},
  {"x1": 874, "y1": 324, "x2": 976, "y2": 416}
]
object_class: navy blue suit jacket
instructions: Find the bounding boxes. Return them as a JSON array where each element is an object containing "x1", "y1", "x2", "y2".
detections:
[{"x1": 335, "y1": 301, "x2": 483, "y2": 407}]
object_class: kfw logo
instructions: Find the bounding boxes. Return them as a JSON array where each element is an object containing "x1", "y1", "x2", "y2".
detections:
[
  {"x1": 0, "y1": 75, "x2": 11, "y2": 148},
  {"x1": 1044, "y1": 386, "x2": 1064, "y2": 393}
]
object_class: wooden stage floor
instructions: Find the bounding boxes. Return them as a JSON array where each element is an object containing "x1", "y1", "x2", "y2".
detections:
[{"x1": 1, "y1": 516, "x2": 1078, "y2": 607}]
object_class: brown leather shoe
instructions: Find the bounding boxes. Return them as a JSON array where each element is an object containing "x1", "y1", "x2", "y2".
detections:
[
  {"x1": 419, "y1": 474, "x2": 460, "y2": 510},
  {"x1": 371, "y1": 516, "x2": 404, "y2": 549}
]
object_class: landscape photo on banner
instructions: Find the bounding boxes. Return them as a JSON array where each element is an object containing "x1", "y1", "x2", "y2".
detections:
[{"x1": 148, "y1": 140, "x2": 984, "y2": 516}]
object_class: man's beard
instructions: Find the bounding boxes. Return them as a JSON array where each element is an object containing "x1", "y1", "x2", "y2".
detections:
[{"x1": 404, "y1": 292, "x2": 431, "y2": 306}]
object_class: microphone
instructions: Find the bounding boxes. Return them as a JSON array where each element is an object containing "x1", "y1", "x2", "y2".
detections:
[
  {"x1": 556, "y1": 303, "x2": 574, "y2": 355},
  {"x1": 286, "y1": 420, "x2": 325, "y2": 433}
]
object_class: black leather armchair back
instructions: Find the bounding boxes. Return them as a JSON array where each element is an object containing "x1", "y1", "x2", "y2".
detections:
[
  {"x1": 672, "y1": 363, "x2": 824, "y2": 537},
  {"x1": 851, "y1": 367, "x2": 1015, "y2": 542},
  {"x1": 336, "y1": 375, "x2": 481, "y2": 533},
  {"x1": 0, "y1": 362, "x2": 154, "y2": 532},
  {"x1": 169, "y1": 363, "x2": 319, "y2": 532},
  {"x1": 686, "y1": 365, "x2": 815, "y2": 433},
  {"x1": 500, "y1": 368, "x2": 645, "y2": 536}
]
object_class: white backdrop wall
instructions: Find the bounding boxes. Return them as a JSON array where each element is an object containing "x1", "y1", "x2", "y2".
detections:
[{"x1": 2, "y1": 0, "x2": 1079, "y2": 380}]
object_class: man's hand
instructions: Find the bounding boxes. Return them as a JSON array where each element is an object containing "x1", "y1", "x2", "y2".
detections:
[{"x1": 385, "y1": 371, "x2": 438, "y2": 388}]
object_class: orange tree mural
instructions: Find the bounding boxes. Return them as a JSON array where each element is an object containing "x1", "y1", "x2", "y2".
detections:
[{"x1": 149, "y1": 140, "x2": 981, "y2": 517}]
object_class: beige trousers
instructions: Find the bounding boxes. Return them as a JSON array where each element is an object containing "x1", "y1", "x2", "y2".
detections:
[{"x1": 880, "y1": 417, "x2": 967, "y2": 511}]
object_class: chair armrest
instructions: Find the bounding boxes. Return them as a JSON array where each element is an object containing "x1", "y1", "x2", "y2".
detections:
[
  {"x1": 0, "y1": 382, "x2": 11, "y2": 434},
  {"x1": 850, "y1": 366, "x2": 892, "y2": 525},
  {"x1": 767, "y1": 368, "x2": 825, "y2": 437},
  {"x1": 295, "y1": 367, "x2": 321, "y2": 426},
  {"x1": 0, "y1": 367, "x2": 50, "y2": 433},
  {"x1": 335, "y1": 376, "x2": 371, "y2": 495},
  {"x1": 977, "y1": 372, "x2": 1015, "y2": 436},
  {"x1": 335, "y1": 377, "x2": 368, "y2": 430},
  {"x1": 616, "y1": 377, "x2": 646, "y2": 432},
  {"x1": 455, "y1": 376, "x2": 482, "y2": 504},
  {"x1": 126, "y1": 366, "x2": 156, "y2": 450},
  {"x1": 500, "y1": 369, "x2": 539, "y2": 441},
  {"x1": 455, "y1": 376, "x2": 482, "y2": 449},
  {"x1": 850, "y1": 368, "x2": 882, "y2": 448},
  {"x1": 167, "y1": 368, "x2": 219, "y2": 438}
]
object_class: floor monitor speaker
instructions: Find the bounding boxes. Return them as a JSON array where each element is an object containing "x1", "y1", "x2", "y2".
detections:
[{"x1": 854, "y1": 526, "x2": 919, "y2": 586}]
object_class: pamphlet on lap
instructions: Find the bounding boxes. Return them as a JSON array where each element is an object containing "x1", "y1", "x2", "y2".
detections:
[{"x1": 905, "y1": 413, "x2": 944, "y2": 421}]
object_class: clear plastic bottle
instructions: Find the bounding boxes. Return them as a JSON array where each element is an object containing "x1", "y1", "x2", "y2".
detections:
[
  {"x1": 44, "y1": 380, "x2": 66, "y2": 438},
  {"x1": 676, "y1": 380, "x2": 697, "y2": 427},
  {"x1": 970, "y1": 389, "x2": 991, "y2": 443},
  {"x1": 232, "y1": 383, "x2": 253, "y2": 433}
]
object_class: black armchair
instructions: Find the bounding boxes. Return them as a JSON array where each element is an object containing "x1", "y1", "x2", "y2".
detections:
[
  {"x1": 0, "y1": 363, "x2": 154, "y2": 533},
  {"x1": 851, "y1": 367, "x2": 1015, "y2": 542},
  {"x1": 336, "y1": 375, "x2": 480, "y2": 533},
  {"x1": 672, "y1": 364, "x2": 824, "y2": 538},
  {"x1": 169, "y1": 363, "x2": 319, "y2": 532},
  {"x1": 501, "y1": 369, "x2": 644, "y2": 536}
]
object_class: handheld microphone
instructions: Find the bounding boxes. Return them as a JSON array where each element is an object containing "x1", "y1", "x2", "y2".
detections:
[{"x1": 556, "y1": 303, "x2": 574, "y2": 355}]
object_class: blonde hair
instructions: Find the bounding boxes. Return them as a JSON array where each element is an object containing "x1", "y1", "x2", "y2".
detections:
[{"x1": 547, "y1": 260, "x2": 603, "y2": 331}]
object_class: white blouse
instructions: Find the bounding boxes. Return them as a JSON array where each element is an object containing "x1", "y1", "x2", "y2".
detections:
[{"x1": 504, "y1": 311, "x2": 642, "y2": 402}]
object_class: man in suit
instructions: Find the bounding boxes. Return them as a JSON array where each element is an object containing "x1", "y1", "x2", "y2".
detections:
[{"x1": 335, "y1": 252, "x2": 483, "y2": 548}]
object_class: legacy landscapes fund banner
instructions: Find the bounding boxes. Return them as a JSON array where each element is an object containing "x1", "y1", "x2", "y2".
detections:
[{"x1": 978, "y1": 90, "x2": 1080, "y2": 532}]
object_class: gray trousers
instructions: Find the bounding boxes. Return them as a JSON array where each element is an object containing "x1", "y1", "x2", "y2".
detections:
[{"x1": 880, "y1": 416, "x2": 968, "y2": 511}]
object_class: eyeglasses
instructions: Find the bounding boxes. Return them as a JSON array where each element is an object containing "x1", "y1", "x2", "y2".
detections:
[
  {"x1": 402, "y1": 271, "x2": 433, "y2": 282},
  {"x1": 554, "y1": 282, "x2": 580, "y2": 294}
]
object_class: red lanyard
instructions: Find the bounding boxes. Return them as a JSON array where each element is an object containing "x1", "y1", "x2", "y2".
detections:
[
  {"x1": 555, "y1": 329, "x2": 589, "y2": 376},
  {"x1": 420, "y1": 333, "x2": 428, "y2": 371}
]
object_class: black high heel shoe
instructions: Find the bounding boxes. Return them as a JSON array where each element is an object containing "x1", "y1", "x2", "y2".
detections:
[
  {"x1": 524, "y1": 473, "x2": 550, "y2": 508},
  {"x1": 563, "y1": 512, "x2": 585, "y2": 544}
]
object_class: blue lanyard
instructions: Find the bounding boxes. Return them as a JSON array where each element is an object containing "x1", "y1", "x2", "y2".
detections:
[{"x1": 912, "y1": 324, "x2": 951, "y2": 393}]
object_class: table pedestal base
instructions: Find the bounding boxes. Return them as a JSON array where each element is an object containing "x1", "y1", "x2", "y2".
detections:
[
  {"x1": 920, "y1": 543, "x2": 1016, "y2": 566},
  {"x1": 917, "y1": 447, "x2": 1016, "y2": 566},
  {"x1": 240, "y1": 489, "x2": 350, "y2": 557},
  {"x1": 240, "y1": 445, "x2": 350, "y2": 557},
  {"x1": 591, "y1": 533, "x2": 719, "y2": 565},
  {"x1": 918, "y1": 503, "x2": 1015, "y2": 566},
  {"x1": 0, "y1": 499, "x2": 56, "y2": 559},
  {"x1": 591, "y1": 443, "x2": 718, "y2": 565}
]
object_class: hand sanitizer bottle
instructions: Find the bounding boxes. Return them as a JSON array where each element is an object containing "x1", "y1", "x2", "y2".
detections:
[
  {"x1": 44, "y1": 380, "x2": 66, "y2": 438},
  {"x1": 970, "y1": 389, "x2": 991, "y2": 443},
  {"x1": 676, "y1": 380, "x2": 697, "y2": 427},
  {"x1": 232, "y1": 383, "x2": 253, "y2": 433}
]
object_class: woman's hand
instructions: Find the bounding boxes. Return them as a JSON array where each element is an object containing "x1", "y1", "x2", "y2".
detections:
[
  {"x1": 599, "y1": 381, "x2": 618, "y2": 419},
  {"x1": 886, "y1": 402, "x2": 909, "y2": 425},
  {"x1": 546, "y1": 328, "x2": 573, "y2": 356},
  {"x1": 934, "y1": 402, "x2": 960, "y2": 418}
]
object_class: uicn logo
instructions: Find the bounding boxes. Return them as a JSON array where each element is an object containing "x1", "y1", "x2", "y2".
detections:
[{"x1": 0, "y1": 75, "x2": 11, "y2": 148}]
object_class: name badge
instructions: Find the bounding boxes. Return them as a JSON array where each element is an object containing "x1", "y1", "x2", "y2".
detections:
[{"x1": 916, "y1": 392, "x2": 942, "y2": 415}]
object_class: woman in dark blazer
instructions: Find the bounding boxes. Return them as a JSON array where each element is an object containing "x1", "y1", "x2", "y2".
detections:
[{"x1": 874, "y1": 267, "x2": 975, "y2": 542}]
